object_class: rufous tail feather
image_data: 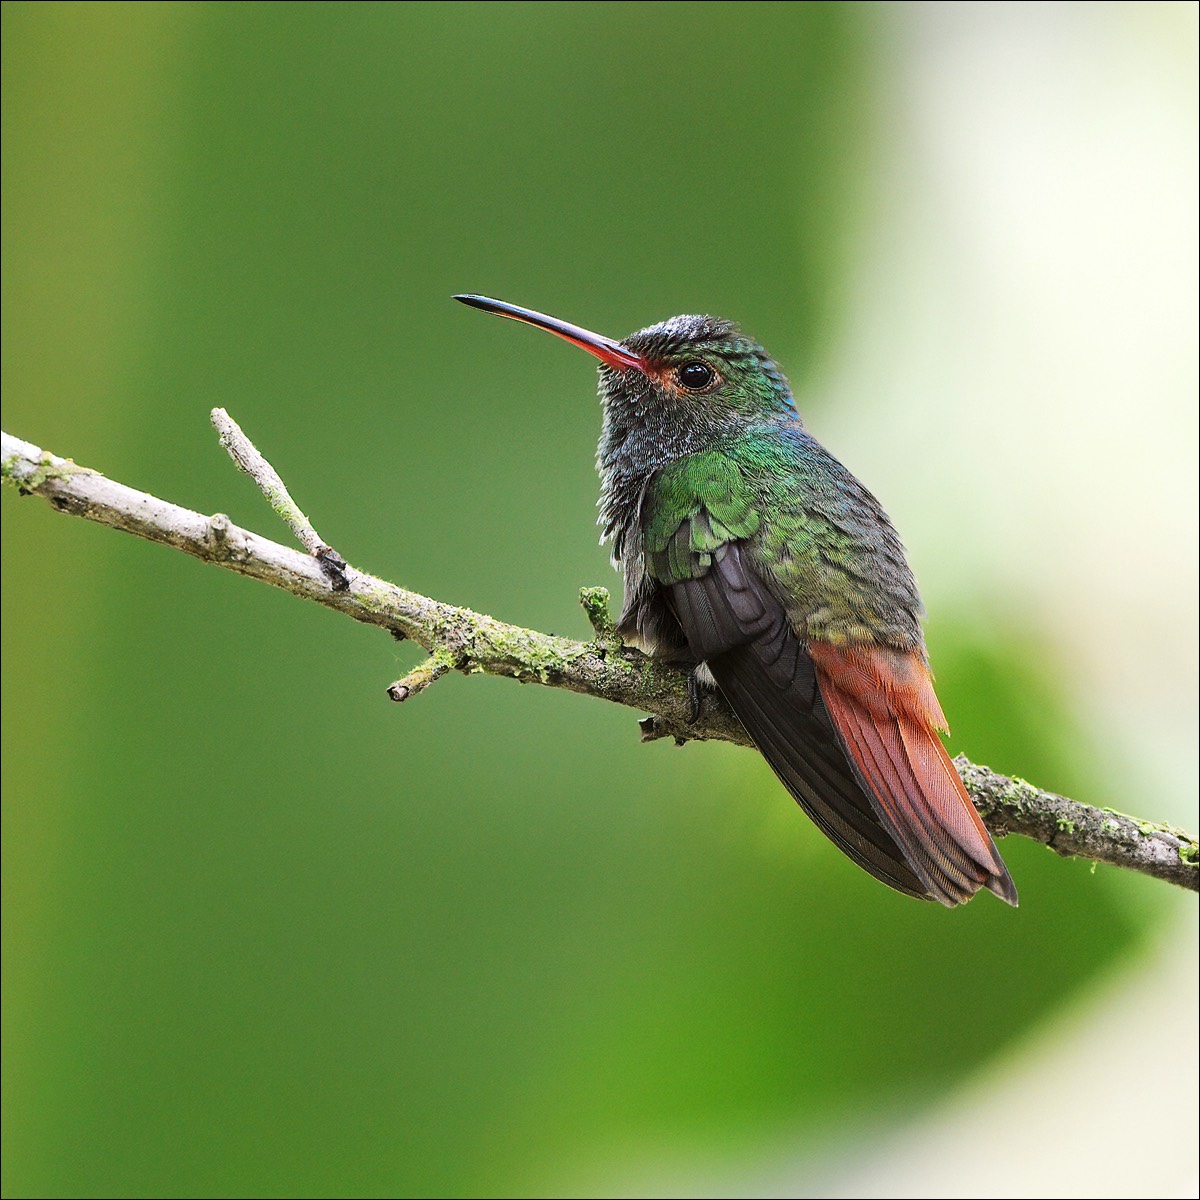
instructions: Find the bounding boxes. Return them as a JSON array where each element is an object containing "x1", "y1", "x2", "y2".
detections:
[{"x1": 808, "y1": 642, "x2": 1018, "y2": 907}]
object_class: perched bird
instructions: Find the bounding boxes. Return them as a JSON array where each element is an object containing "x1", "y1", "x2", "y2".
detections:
[{"x1": 455, "y1": 294, "x2": 1016, "y2": 907}]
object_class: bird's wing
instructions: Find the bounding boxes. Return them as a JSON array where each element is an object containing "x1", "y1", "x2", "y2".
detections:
[{"x1": 642, "y1": 448, "x2": 1016, "y2": 906}]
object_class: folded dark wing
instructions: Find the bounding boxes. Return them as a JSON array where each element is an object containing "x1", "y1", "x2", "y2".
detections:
[{"x1": 665, "y1": 537, "x2": 937, "y2": 900}]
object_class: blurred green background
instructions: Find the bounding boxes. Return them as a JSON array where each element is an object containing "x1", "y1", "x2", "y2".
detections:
[{"x1": 3, "y1": 3, "x2": 1196, "y2": 1197}]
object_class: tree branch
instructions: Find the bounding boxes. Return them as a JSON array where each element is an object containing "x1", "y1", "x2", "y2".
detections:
[
  {"x1": 3, "y1": 423, "x2": 1196, "y2": 894},
  {"x1": 211, "y1": 406, "x2": 349, "y2": 590}
]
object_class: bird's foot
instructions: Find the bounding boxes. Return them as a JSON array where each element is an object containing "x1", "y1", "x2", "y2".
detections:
[{"x1": 686, "y1": 668, "x2": 706, "y2": 725}]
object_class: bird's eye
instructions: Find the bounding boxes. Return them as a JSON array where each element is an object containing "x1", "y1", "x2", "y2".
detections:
[{"x1": 676, "y1": 360, "x2": 716, "y2": 391}]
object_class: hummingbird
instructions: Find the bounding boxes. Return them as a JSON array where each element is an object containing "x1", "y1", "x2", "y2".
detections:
[{"x1": 454, "y1": 294, "x2": 1017, "y2": 907}]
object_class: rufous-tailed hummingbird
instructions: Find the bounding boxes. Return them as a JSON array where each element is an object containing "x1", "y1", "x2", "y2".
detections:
[{"x1": 455, "y1": 294, "x2": 1016, "y2": 907}]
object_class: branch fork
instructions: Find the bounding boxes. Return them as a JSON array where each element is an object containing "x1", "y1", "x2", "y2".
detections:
[{"x1": 211, "y1": 407, "x2": 349, "y2": 590}]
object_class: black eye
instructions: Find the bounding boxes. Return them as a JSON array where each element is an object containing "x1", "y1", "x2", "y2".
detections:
[{"x1": 676, "y1": 360, "x2": 716, "y2": 391}]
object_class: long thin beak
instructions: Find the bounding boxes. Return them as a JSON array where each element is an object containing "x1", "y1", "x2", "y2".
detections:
[{"x1": 454, "y1": 294, "x2": 646, "y2": 372}]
